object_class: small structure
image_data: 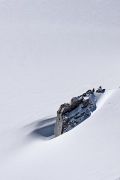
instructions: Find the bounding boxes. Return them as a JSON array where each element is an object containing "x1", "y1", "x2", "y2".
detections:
[{"x1": 54, "y1": 87, "x2": 105, "y2": 137}]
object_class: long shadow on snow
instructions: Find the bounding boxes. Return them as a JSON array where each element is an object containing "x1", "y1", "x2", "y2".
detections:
[{"x1": 28, "y1": 117, "x2": 56, "y2": 139}]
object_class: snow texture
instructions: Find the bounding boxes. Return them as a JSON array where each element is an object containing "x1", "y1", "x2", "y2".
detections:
[{"x1": 0, "y1": 0, "x2": 120, "y2": 180}]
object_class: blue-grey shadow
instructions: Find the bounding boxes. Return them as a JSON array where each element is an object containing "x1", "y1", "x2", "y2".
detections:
[{"x1": 28, "y1": 117, "x2": 56, "y2": 139}]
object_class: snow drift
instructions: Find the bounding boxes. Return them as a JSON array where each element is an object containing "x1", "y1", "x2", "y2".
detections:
[{"x1": 0, "y1": 0, "x2": 120, "y2": 180}]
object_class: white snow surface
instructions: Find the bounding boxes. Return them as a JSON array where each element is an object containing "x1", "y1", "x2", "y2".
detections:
[{"x1": 0, "y1": 0, "x2": 120, "y2": 180}]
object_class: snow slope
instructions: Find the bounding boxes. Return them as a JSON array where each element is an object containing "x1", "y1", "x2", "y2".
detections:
[
  {"x1": 1, "y1": 90, "x2": 120, "y2": 180},
  {"x1": 0, "y1": 0, "x2": 120, "y2": 180}
]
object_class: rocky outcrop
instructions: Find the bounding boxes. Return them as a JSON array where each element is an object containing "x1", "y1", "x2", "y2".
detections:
[{"x1": 54, "y1": 87, "x2": 105, "y2": 137}]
